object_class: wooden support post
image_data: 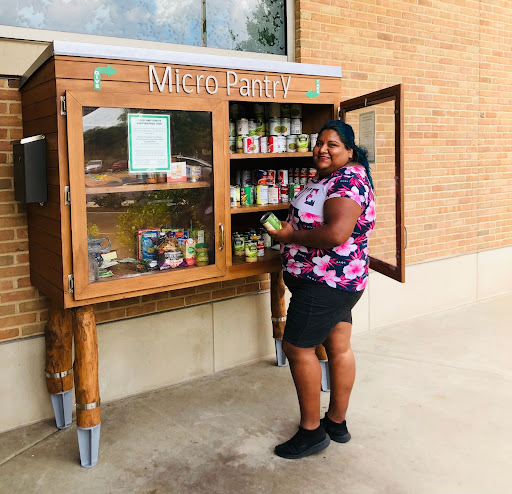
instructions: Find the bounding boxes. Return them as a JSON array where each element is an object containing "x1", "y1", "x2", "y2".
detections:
[
  {"x1": 270, "y1": 271, "x2": 286, "y2": 339},
  {"x1": 73, "y1": 306, "x2": 101, "y2": 428},
  {"x1": 315, "y1": 345, "x2": 328, "y2": 361},
  {"x1": 45, "y1": 300, "x2": 74, "y2": 394}
]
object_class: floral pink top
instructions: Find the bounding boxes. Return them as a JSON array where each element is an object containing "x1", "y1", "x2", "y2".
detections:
[{"x1": 281, "y1": 165, "x2": 376, "y2": 292}]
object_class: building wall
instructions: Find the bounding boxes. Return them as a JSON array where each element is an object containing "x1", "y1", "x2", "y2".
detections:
[
  {"x1": 1, "y1": 0, "x2": 512, "y2": 430},
  {"x1": 295, "y1": 0, "x2": 512, "y2": 263}
]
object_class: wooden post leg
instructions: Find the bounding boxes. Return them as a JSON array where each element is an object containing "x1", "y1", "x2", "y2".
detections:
[
  {"x1": 271, "y1": 271, "x2": 287, "y2": 366},
  {"x1": 45, "y1": 300, "x2": 74, "y2": 429},
  {"x1": 73, "y1": 306, "x2": 101, "y2": 468},
  {"x1": 315, "y1": 345, "x2": 330, "y2": 392}
]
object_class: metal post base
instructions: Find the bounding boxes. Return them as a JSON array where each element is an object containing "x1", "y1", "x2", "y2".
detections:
[
  {"x1": 77, "y1": 423, "x2": 101, "y2": 468},
  {"x1": 274, "y1": 338, "x2": 287, "y2": 367},
  {"x1": 320, "y1": 360, "x2": 330, "y2": 392},
  {"x1": 50, "y1": 390, "x2": 73, "y2": 430}
]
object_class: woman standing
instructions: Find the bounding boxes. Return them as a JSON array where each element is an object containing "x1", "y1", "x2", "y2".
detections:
[{"x1": 268, "y1": 120, "x2": 376, "y2": 459}]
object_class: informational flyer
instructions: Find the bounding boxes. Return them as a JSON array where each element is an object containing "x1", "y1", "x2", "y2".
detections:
[
  {"x1": 128, "y1": 114, "x2": 171, "y2": 173},
  {"x1": 359, "y1": 111, "x2": 376, "y2": 164}
]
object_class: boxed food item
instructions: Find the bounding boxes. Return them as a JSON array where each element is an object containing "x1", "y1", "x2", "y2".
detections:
[
  {"x1": 137, "y1": 229, "x2": 160, "y2": 260},
  {"x1": 167, "y1": 161, "x2": 187, "y2": 182}
]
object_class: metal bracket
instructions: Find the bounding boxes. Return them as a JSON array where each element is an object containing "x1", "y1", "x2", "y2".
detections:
[
  {"x1": 60, "y1": 96, "x2": 67, "y2": 116},
  {"x1": 45, "y1": 368, "x2": 73, "y2": 379},
  {"x1": 68, "y1": 274, "x2": 74, "y2": 294},
  {"x1": 64, "y1": 186, "x2": 71, "y2": 205},
  {"x1": 76, "y1": 400, "x2": 101, "y2": 411}
]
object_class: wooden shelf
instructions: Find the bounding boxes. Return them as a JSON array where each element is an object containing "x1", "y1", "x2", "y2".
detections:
[
  {"x1": 231, "y1": 203, "x2": 289, "y2": 215},
  {"x1": 230, "y1": 152, "x2": 312, "y2": 159},
  {"x1": 85, "y1": 181, "x2": 211, "y2": 194},
  {"x1": 229, "y1": 248, "x2": 281, "y2": 274}
]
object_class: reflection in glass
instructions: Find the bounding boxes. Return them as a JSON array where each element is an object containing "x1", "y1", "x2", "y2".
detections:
[
  {"x1": 83, "y1": 107, "x2": 215, "y2": 282},
  {"x1": 345, "y1": 102, "x2": 397, "y2": 267},
  {"x1": 2, "y1": 0, "x2": 203, "y2": 46},
  {"x1": 207, "y1": 0, "x2": 286, "y2": 55},
  {"x1": 1, "y1": 0, "x2": 286, "y2": 55}
]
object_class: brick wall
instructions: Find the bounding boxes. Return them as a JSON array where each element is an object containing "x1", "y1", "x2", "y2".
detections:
[{"x1": 295, "y1": 0, "x2": 512, "y2": 263}]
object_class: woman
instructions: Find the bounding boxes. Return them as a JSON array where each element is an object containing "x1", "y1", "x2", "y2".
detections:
[{"x1": 268, "y1": 120, "x2": 376, "y2": 459}]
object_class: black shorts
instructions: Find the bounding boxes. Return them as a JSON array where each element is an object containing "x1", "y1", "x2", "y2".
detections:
[{"x1": 283, "y1": 271, "x2": 364, "y2": 348}]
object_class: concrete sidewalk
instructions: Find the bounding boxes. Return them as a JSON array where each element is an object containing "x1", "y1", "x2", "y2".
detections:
[{"x1": 1, "y1": 293, "x2": 511, "y2": 494}]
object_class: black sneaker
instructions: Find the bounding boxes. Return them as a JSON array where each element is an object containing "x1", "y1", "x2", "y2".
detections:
[
  {"x1": 321, "y1": 415, "x2": 351, "y2": 443},
  {"x1": 274, "y1": 426, "x2": 330, "y2": 459}
]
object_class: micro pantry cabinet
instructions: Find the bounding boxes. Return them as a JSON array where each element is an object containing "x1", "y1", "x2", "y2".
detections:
[{"x1": 19, "y1": 41, "x2": 404, "y2": 467}]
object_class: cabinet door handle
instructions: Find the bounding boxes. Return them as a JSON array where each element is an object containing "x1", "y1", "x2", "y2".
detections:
[{"x1": 219, "y1": 223, "x2": 225, "y2": 251}]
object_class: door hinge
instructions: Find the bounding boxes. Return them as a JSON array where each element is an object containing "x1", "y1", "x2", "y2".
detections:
[
  {"x1": 68, "y1": 274, "x2": 74, "y2": 294},
  {"x1": 64, "y1": 186, "x2": 71, "y2": 205},
  {"x1": 60, "y1": 96, "x2": 67, "y2": 115}
]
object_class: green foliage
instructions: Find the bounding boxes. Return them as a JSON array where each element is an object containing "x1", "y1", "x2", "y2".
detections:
[
  {"x1": 91, "y1": 193, "x2": 126, "y2": 209},
  {"x1": 87, "y1": 222, "x2": 99, "y2": 238}
]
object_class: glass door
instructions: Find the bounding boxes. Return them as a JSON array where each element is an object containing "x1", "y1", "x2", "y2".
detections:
[
  {"x1": 341, "y1": 84, "x2": 405, "y2": 282},
  {"x1": 66, "y1": 91, "x2": 227, "y2": 300}
]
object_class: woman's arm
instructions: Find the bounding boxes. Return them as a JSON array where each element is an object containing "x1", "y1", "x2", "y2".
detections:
[{"x1": 268, "y1": 197, "x2": 362, "y2": 249}]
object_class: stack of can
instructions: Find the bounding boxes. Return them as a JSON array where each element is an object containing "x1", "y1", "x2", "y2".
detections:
[
  {"x1": 230, "y1": 165, "x2": 319, "y2": 208},
  {"x1": 228, "y1": 103, "x2": 319, "y2": 154},
  {"x1": 232, "y1": 228, "x2": 272, "y2": 263}
]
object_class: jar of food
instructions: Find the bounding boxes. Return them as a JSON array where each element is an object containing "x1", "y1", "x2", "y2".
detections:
[{"x1": 196, "y1": 243, "x2": 209, "y2": 266}]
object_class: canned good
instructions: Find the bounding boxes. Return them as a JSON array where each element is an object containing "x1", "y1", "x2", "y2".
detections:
[
  {"x1": 280, "y1": 118, "x2": 291, "y2": 136},
  {"x1": 261, "y1": 231, "x2": 272, "y2": 248},
  {"x1": 268, "y1": 186, "x2": 280, "y2": 204},
  {"x1": 291, "y1": 183, "x2": 303, "y2": 199},
  {"x1": 260, "y1": 136, "x2": 268, "y2": 153},
  {"x1": 255, "y1": 185, "x2": 269, "y2": 205},
  {"x1": 297, "y1": 134, "x2": 310, "y2": 153},
  {"x1": 291, "y1": 103, "x2": 302, "y2": 118},
  {"x1": 229, "y1": 120, "x2": 236, "y2": 137},
  {"x1": 245, "y1": 241, "x2": 258, "y2": 263},
  {"x1": 146, "y1": 173, "x2": 157, "y2": 184},
  {"x1": 310, "y1": 133, "x2": 318, "y2": 149},
  {"x1": 230, "y1": 186, "x2": 240, "y2": 207},
  {"x1": 248, "y1": 119, "x2": 257, "y2": 136},
  {"x1": 268, "y1": 102, "x2": 280, "y2": 118},
  {"x1": 233, "y1": 236, "x2": 245, "y2": 256},
  {"x1": 241, "y1": 185, "x2": 253, "y2": 206},
  {"x1": 276, "y1": 136, "x2": 287, "y2": 153},
  {"x1": 291, "y1": 118, "x2": 302, "y2": 135},
  {"x1": 255, "y1": 170, "x2": 268, "y2": 185},
  {"x1": 286, "y1": 135, "x2": 297, "y2": 152},
  {"x1": 255, "y1": 121, "x2": 265, "y2": 137},
  {"x1": 243, "y1": 136, "x2": 255, "y2": 153},
  {"x1": 280, "y1": 184, "x2": 289, "y2": 203},
  {"x1": 196, "y1": 243, "x2": 209, "y2": 266},
  {"x1": 229, "y1": 137, "x2": 236, "y2": 154},
  {"x1": 269, "y1": 117, "x2": 281, "y2": 136},
  {"x1": 300, "y1": 168, "x2": 308, "y2": 185},
  {"x1": 281, "y1": 104, "x2": 291, "y2": 118},
  {"x1": 308, "y1": 168, "x2": 317, "y2": 179},
  {"x1": 254, "y1": 103, "x2": 265, "y2": 121},
  {"x1": 277, "y1": 169, "x2": 288, "y2": 185},
  {"x1": 237, "y1": 118, "x2": 249, "y2": 136},
  {"x1": 266, "y1": 169, "x2": 276, "y2": 186},
  {"x1": 236, "y1": 135, "x2": 244, "y2": 153},
  {"x1": 242, "y1": 170, "x2": 252, "y2": 185},
  {"x1": 253, "y1": 136, "x2": 260, "y2": 153},
  {"x1": 260, "y1": 212, "x2": 283, "y2": 231},
  {"x1": 268, "y1": 136, "x2": 277, "y2": 153},
  {"x1": 257, "y1": 237, "x2": 265, "y2": 256}
]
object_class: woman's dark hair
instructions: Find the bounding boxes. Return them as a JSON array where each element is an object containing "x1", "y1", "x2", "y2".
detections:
[{"x1": 318, "y1": 120, "x2": 374, "y2": 189}]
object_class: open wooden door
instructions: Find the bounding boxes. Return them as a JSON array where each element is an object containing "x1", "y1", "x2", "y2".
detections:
[{"x1": 340, "y1": 84, "x2": 405, "y2": 282}]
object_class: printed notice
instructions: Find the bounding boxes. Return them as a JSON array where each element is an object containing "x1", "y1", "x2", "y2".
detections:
[
  {"x1": 359, "y1": 111, "x2": 376, "y2": 164},
  {"x1": 128, "y1": 114, "x2": 171, "y2": 173}
]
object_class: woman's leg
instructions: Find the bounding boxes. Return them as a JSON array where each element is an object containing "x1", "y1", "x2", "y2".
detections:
[
  {"x1": 323, "y1": 321, "x2": 355, "y2": 422},
  {"x1": 282, "y1": 339, "x2": 322, "y2": 430}
]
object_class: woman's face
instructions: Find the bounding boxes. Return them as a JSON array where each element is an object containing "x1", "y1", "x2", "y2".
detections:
[{"x1": 313, "y1": 129, "x2": 353, "y2": 177}]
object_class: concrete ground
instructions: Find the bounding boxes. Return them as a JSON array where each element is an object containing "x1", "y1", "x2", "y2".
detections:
[{"x1": 1, "y1": 293, "x2": 511, "y2": 494}]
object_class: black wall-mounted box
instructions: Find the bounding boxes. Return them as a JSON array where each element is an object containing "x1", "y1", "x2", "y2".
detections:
[{"x1": 13, "y1": 135, "x2": 47, "y2": 204}]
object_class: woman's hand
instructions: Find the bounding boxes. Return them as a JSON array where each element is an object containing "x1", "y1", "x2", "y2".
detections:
[{"x1": 267, "y1": 221, "x2": 295, "y2": 244}]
